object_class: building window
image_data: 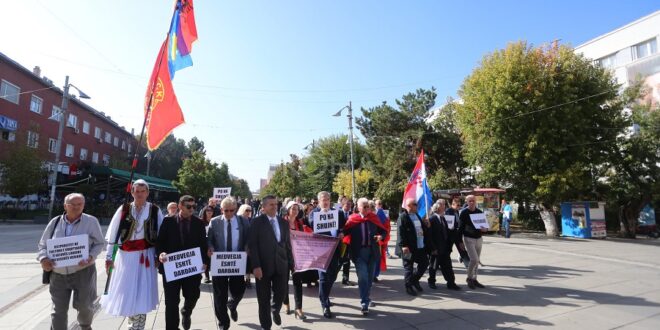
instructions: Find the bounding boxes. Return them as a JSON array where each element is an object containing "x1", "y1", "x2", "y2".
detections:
[
  {"x1": 128, "y1": 144, "x2": 132, "y2": 153},
  {"x1": 102, "y1": 154, "x2": 110, "y2": 166},
  {"x1": 0, "y1": 79, "x2": 20, "y2": 104},
  {"x1": 105, "y1": 132, "x2": 111, "y2": 143},
  {"x1": 94, "y1": 127, "x2": 101, "y2": 139},
  {"x1": 48, "y1": 138, "x2": 57, "y2": 153},
  {"x1": 65, "y1": 144, "x2": 74, "y2": 157},
  {"x1": 67, "y1": 114, "x2": 78, "y2": 129},
  {"x1": 50, "y1": 106, "x2": 62, "y2": 121},
  {"x1": 27, "y1": 130, "x2": 39, "y2": 148},
  {"x1": 92, "y1": 152, "x2": 99, "y2": 163},
  {"x1": 1, "y1": 131, "x2": 16, "y2": 142},
  {"x1": 121, "y1": 140, "x2": 126, "y2": 150},
  {"x1": 82, "y1": 121, "x2": 90, "y2": 134},
  {"x1": 633, "y1": 38, "x2": 657, "y2": 60},
  {"x1": 598, "y1": 52, "x2": 618, "y2": 68},
  {"x1": 30, "y1": 95, "x2": 43, "y2": 114},
  {"x1": 113, "y1": 136, "x2": 119, "y2": 147},
  {"x1": 80, "y1": 148, "x2": 88, "y2": 160}
]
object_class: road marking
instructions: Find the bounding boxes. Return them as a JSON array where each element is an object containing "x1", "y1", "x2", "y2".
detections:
[{"x1": 0, "y1": 284, "x2": 48, "y2": 316}]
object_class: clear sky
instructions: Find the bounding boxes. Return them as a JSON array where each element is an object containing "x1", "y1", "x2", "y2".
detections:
[{"x1": 1, "y1": 0, "x2": 657, "y2": 191}]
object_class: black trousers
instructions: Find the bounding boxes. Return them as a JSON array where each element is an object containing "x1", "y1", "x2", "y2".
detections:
[
  {"x1": 341, "y1": 248, "x2": 351, "y2": 280},
  {"x1": 212, "y1": 275, "x2": 246, "y2": 327},
  {"x1": 283, "y1": 271, "x2": 303, "y2": 310},
  {"x1": 428, "y1": 252, "x2": 456, "y2": 285},
  {"x1": 403, "y1": 249, "x2": 429, "y2": 286},
  {"x1": 255, "y1": 270, "x2": 287, "y2": 329},
  {"x1": 162, "y1": 273, "x2": 201, "y2": 330}
]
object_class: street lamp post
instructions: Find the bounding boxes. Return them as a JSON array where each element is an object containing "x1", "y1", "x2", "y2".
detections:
[
  {"x1": 333, "y1": 102, "x2": 357, "y2": 202},
  {"x1": 145, "y1": 151, "x2": 152, "y2": 176},
  {"x1": 47, "y1": 76, "x2": 90, "y2": 221}
]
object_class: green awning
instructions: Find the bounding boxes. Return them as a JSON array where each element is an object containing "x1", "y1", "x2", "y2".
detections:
[{"x1": 91, "y1": 166, "x2": 178, "y2": 192}]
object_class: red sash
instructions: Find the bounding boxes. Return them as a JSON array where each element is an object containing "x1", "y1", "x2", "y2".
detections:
[{"x1": 120, "y1": 239, "x2": 149, "y2": 252}]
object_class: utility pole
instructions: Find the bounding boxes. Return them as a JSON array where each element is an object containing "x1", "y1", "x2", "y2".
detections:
[
  {"x1": 347, "y1": 101, "x2": 356, "y2": 202},
  {"x1": 47, "y1": 76, "x2": 70, "y2": 221}
]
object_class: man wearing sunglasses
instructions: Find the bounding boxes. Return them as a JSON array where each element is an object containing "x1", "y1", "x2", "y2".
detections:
[{"x1": 157, "y1": 195, "x2": 210, "y2": 330}]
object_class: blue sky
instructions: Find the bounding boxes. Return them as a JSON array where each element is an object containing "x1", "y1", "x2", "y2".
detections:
[{"x1": 1, "y1": 1, "x2": 657, "y2": 191}]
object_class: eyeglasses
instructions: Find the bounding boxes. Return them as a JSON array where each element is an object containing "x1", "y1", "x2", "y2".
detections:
[
  {"x1": 183, "y1": 204, "x2": 195, "y2": 210},
  {"x1": 223, "y1": 209, "x2": 236, "y2": 213}
]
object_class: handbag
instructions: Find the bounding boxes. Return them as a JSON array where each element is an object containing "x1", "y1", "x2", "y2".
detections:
[{"x1": 42, "y1": 215, "x2": 62, "y2": 284}]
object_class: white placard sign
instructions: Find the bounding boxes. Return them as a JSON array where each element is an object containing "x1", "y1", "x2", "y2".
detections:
[
  {"x1": 210, "y1": 252, "x2": 247, "y2": 276},
  {"x1": 444, "y1": 215, "x2": 455, "y2": 229},
  {"x1": 313, "y1": 210, "x2": 339, "y2": 233},
  {"x1": 47, "y1": 234, "x2": 89, "y2": 268},
  {"x1": 213, "y1": 187, "x2": 232, "y2": 200},
  {"x1": 470, "y1": 213, "x2": 490, "y2": 229},
  {"x1": 163, "y1": 247, "x2": 203, "y2": 282}
]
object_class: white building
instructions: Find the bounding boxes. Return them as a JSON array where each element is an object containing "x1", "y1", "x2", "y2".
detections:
[{"x1": 574, "y1": 10, "x2": 660, "y2": 106}]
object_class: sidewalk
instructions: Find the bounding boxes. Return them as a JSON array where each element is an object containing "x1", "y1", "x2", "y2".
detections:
[{"x1": 1, "y1": 224, "x2": 659, "y2": 329}]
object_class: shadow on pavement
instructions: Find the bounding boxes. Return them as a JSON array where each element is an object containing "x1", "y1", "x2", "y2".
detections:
[{"x1": 480, "y1": 264, "x2": 592, "y2": 280}]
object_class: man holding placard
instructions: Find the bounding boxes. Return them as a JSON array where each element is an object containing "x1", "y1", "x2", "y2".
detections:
[
  {"x1": 458, "y1": 195, "x2": 488, "y2": 289},
  {"x1": 207, "y1": 197, "x2": 250, "y2": 330},
  {"x1": 305, "y1": 191, "x2": 346, "y2": 319},
  {"x1": 37, "y1": 193, "x2": 104, "y2": 330},
  {"x1": 157, "y1": 195, "x2": 210, "y2": 330}
]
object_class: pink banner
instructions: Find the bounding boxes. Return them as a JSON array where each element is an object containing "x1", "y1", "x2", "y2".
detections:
[{"x1": 290, "y1": 231, "x2": 339, "y2": 272}]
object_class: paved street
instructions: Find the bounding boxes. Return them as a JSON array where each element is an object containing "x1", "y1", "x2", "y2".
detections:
[{"x1": 0, "y1": 223, "x2": 659, "y2": 329}]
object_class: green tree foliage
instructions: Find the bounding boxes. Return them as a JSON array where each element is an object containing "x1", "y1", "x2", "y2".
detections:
[
  {"x1": 0, "y1": 143, "x2": 46, "y2": 198},
  {"x1": 603, "y1": 82, "x2": 659, "y2": 237},
  {"x1": 301, "y1": 135, "x2": 368, "y2": 197},
  {"x1": 232, "y1": 178, "x2": 252, "y2": 200},
  {"x1": 261, "y1": 155, "x2": 305, "y2": 198},
  {"x1": 358, "y1": 88, "x2": 451, "y2": 211},
  {"x1": 332, "y1": 169, "x2": 376, "y2": 198},
  {"x1": 173, "y1": 151, "x2": 224, "y2": 199},
  {"x1": 187, "y1": 137, "x2": 206, "y2": 155},
  {"x1": 457, "y1": 41, "x2": 623, "y2": 235}
]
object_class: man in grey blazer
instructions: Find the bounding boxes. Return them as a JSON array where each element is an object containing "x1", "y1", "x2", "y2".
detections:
[
  {"x1": 249, "y1": 195, "x2": 293, "y2": 330},
  {"x1": 207, "y1": 197, "x2": 250, "y2": 330}
]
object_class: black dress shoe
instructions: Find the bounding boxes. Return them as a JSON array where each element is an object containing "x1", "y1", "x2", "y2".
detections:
[
  {"x1": 230, "y1": 308, "x2": 238, "y2": 322},
  {"x1": 181, "y1": 313, "x2": 191, "y2": 330},
  {"x1": 447, "y1": 283, "x2": 461, "y2": 290},
  {"x1": 473, "y1": 280, "x2": 485, "y2": 288},
  {"x1": 412, "y1": 282, "x2": 423, "y2": 292},
  {"x1": 272, "y1": 311, "x2": 281, "y2": 326},
  {"x1": 373, "y1": 277, "x2": 380, "y2": 283},
  {"x1": 341, "y1": 278, "x2": 349, "y2": 285},
  {"x1": 428, "y1": 282, "x2": 437, "y2": 290},
  {"x1": 466, "y1": 278, "x2": 476, "y2": 289},
  {"x1": 405, "y1": 286, "x2": 417, "y2": 296},
  {"x1": 361, "y1": 304, "x2": 369, "y2": 315},
  {"x1": 323, "y1": 307, "x2": 333, "y2": 318}
]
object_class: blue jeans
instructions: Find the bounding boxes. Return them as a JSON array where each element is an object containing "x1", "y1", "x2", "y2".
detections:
[
  {"x1": 503, "y1": 219, "x2": 511, "y2": 238},
  {"x1": 353, "y1": 247, "x2": 378, "y2": 306},
  {"x1": 318, "y1": 250, "x2": 340, "y2": 308}
]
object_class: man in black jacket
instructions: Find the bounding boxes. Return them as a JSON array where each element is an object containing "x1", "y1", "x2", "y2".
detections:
[
  {"x1": 157, "y1": 195, "x2": 210, "y2": 330},
  {"x1": 427, "y1": 200, "x2": 460, "y2": 291},
  {"x1": 248, "y1": 195, "x2": 293, "y2": 330},
  {"x1": 458, "y1": 195, "x2": 488, "y2": 289},
  {"x1": 398, "y1": 198, "x2": 432, "y2": 296}
]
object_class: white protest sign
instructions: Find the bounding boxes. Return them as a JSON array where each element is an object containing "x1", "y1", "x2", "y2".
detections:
[
  {"x1": 444, "y1": 215, "x2": 455, "y2": 229},
  {"x1": 313, "y1": 209, "x2": 339, "y2": 233},
  {"x1": 213, "y1": 187, "x2": 232, "y2": 200},
  {"x1": 47, "y1": 234, "x2": 89, "y2": 268},
  {"x1": 210, "y1": 252, "x2": 247, "y2": 276},
  {"x1": 163, "y1": 247, "x2": 203, "y2": 282},
  {"x1": 470, "y1": 213, "x2": 490, "y2": 229}
]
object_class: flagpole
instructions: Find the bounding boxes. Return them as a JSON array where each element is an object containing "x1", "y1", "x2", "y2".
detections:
[{"x1": 104, "y1": 6, "x2": 177, "y2": 294}]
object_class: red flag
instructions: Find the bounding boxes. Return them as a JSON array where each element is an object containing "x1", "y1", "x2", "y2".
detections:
[
  {"x1": 179, "y1": 0, "x2": 197, "y2": 52},
  {"x1": 144, "y1": 41, "x2": 185, "y2": 151}
]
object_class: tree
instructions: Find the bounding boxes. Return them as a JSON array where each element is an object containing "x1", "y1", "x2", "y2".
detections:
[
  {"x1": 262, "y1": 155, "x2": 304, "y2": 198},
  {"x1": 332, "y1": 169, "x2": 376, "y2": 198},
  {"x1": 457, "y1": 41, "x2": 623, "y2": 236},
  {"x1": 173, "y1": 151, "x2": 221, "y2": 199},
  {"x1": 232, "y1": 178, "x2": 252, "y2": 200},
  {"x1": 187, "y1": 137, "x2": 206, "y2": 155},
  {"x1": 0, "y1": 143, "x2": 46, "y2": 199},
  {"x1": 301, "y1": 135, "x2": 368, "y2": 197},
  {"x1": 604, "y1": 82, "x2": 659, "y2": 238}
]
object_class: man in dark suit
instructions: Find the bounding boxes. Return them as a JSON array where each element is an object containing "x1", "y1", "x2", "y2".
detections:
[
  {"x1": 398, "y1": 198, "x2": 431, "y2": 296},
  {"x1": 248, "y1": 195, "x2": 293, "y2": 330},
  {"x1": 207, "y1": 197, "x2": 250, "y2": 330},
  {"x1": 428, "y1": 200, "x2": 460, "y2": 291},
  {"x1": 157, "y1": 195, "x2": 210, "y2": 330},
  {"x1": 305, "y1": 191, "x2": 346, "y2": 318}
]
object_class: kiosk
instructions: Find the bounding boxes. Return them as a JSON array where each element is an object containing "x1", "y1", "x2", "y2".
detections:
[{"x1": 561, "y1": 202, "x2": 606, "y2": 238}]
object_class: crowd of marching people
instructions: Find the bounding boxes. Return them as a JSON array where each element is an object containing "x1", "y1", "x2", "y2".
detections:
[{"x1": 37, "y1": 179, "x2": 490, "y2": 330}]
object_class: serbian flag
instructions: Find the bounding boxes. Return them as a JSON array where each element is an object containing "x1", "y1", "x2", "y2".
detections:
[
  {"x1": 402, "y1": 150, "x2": 433, "y2": 218},
  {"x1": 167, "y1": 0, "x2": 197, "y2": 78},
  {"x1": 144, "y1": 41, "x2": 185, "y2": 150}
]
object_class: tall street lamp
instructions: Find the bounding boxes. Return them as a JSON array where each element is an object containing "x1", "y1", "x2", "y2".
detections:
[
  {"x1": 333, "y1": 101, "x2": 356, "y2": 202},
  {"x1": 47, "y1": 76, "x2": 90, "y2": 220}
]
